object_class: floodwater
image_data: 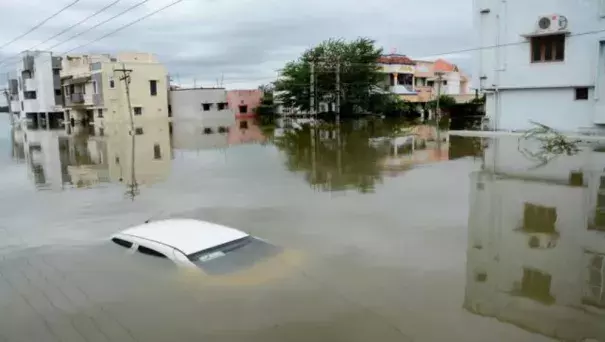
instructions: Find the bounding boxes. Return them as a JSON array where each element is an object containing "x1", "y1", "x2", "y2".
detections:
[{"x1": 0, "y1": 115, "x2": 603, "y2": 342}]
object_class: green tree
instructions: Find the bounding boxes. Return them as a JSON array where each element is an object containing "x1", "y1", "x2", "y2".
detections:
[
  {"x1": 274, "y1": 38, "x2": 387, "y2": 115},
  {"x1": 255, "y1": 84, "x2": 276, "y2": 116},
  {"x1": 427, "y1": 95, "x2": 457, "y2": 110}
]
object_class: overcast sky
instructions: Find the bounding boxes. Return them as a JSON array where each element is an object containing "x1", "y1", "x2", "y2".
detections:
[{"x1": 0, "y1": 0, "x2": 473, "y2": 90}]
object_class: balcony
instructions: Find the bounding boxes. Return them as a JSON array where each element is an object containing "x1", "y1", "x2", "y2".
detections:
[
  {"x1": 22, "y1": 56, "x2": 34, "y2": 71},
  {"x1": 71, "y1": 93, "x2": 84, "y2": 103},
  {"x1": 24, "y1": 78, "x2": 36, "y2": 91},
  {"x1": 65, "y1": 93, "x2": 93, "y2": 107}
]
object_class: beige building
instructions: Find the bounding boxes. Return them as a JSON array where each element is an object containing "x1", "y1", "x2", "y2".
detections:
[
  {"x1": 378, "y1": 54, "x2": 473, "y2": 103},
  {"x1": 61, "y1": 52, "x2": 169, "y2": 135}
]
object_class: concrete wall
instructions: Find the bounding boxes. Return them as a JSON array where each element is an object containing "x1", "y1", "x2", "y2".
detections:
[
  {"x1": 486, "y1": 88, "x2": 597, "y2": 131},
  {"x1": 474, "y1": 0, "x2": 605, "y2": 131},
  {"x1": 227, "y1": 89, "x2": 262, "y2": 117},
  {"x1": 169, "y1": 88, "x2": 234, "y2": 129},
  {"x1": 474, "y1": 0, "x2": 605, "y2": 89}
]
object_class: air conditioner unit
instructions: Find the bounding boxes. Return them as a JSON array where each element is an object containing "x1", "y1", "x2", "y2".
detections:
[{"x1": 536, "y1": 14, "x2": 568, "y2": 34}]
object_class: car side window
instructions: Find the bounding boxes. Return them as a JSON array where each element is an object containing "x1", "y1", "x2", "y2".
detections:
[
  {"x1": 137, "y1": 245, "x2": 167, "y2": 258},
  {"x1": 112, "y1": 237, "x2": 133, "y2": 249}
]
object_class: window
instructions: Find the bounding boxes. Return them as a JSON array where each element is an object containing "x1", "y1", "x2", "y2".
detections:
[
  {"x1": 520, "y1": 268, "x2": 555, "y2": 304},
  {"x1": 54, "y1": 89, "x2": 61, "y2": 96},
  {"x1": 134, "y1": 107, "x2": 143, "y2": 115},
  {"x1": 153, "y1": 144, "x2": 161, "y2": 160},
  {"x1": 427, "y1": 80, "x2": 435, "y2": 87},
  {"x1": 442, "y1": 80, "x2": 448, "y2": 86},
  {"x1": 111, "y1": 237, "x2": 133, "y2": 249},
  {"x1": 202, "y1": 103, "x2": 212, "y2": 111},
  {"x1": 218, "y1": 126, "x2": 228, "y2": 133},
  {"x1": 523, "y1": 203, "x2": 556, "y2": 233},
  {"x1": 53, "y1": 69, "x2": 60, "y2": 76},
  {"x1": 217, "y1": 102, "x2": 228, "y2": 110},
  {"x1": 531, "y1": 34, "x2": 565, "y2": 62},
  {"x1": 203, "y1": 127, "x2": 213, "y2": 134},
  {"x1": 239, "y1": 120, "x2": 248, "y2": 129},
  {"x1": 92, "y1": 81, "x2": 97, "y2": 94},
  {"x1": 97, "y1": 109, "x2": 103, "y2": 118},
  {"x1": 109, "y1": 79, "x2": 115, "y2": 88},
  {"x1": 149, "y1": 80, "x2": 158, "y2": 96},
  {"x1": 168, "y1": 104, "x2": 172, "y2": 117},
  {"x1": 584, "y1": 253, "x2": 605, "y2": 308},
  {"x1": 21, "y1": 101, "x2": 23, "y2": 110},
  {"x1": 135, "y1": 127, "x2": 144, "y2": 135},
  {"x1": 90, "y1": 62, "x2": 102, "y2": 71},
  {"x1": 239, "y1": 105, "x2": 248, "y2": 114},
  {"x1": 24, "y1": 91, "x2": 36, "y2": 99},
  {"x1": 137, "y1": 245, "x2": 167, "y2": 258},
  {"x1": 575, "y1": 87, "x2": 589, "y2": 100}
]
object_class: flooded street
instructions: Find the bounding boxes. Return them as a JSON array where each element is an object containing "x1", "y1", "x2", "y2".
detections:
[{"x1": 0, "y1": 115, "x2": 602, "y2": 342}]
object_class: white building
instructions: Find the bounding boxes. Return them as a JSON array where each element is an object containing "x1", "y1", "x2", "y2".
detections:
[
  {"x1": 169, "y1": 88, "x2": 234, "y2": 131},
  {"x1": 465, "y1": 136, "x2": 605, "y2": 341},
  {"x1": 474, "y1": 0, "x2": 605, "y2": 132},
  {"x1": 13, "y1": 51, "x2": 64, "y2": 128}
]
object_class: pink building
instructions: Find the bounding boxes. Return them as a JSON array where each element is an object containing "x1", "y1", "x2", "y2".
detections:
[{"x1": 227, "y1": 89, "x2": 263, "y2": 118}]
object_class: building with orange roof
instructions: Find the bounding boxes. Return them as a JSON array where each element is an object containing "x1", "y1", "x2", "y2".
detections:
[{"x1": 378, "y1": 54, "x2": 472, "y2": 104}]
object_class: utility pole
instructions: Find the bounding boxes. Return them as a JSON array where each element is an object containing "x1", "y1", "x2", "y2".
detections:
[
  {"x1": 116, "y1": 63, "x2": 138, "y2": 200},
  {"x1": 116, "y1": 63, "x2": 134, "y2": 133},
  {"x1": 435, "y1": 71, "x2": 444, "y2": 147},
  {"x1": 310, "y1": 61, "x2": 315, "y2": 117},
  {"x1": 335, "y1": 58, "x2": 341, "y2": 124}
]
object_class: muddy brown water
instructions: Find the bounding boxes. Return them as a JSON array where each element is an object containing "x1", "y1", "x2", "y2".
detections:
[{"x1": 0, "y1": 116, "x2": 601, "y2": 341}]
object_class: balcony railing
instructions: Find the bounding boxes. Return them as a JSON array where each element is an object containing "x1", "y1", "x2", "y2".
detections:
[{"x1": 70, "y1": 93, "x2": 84, "y2": 103}]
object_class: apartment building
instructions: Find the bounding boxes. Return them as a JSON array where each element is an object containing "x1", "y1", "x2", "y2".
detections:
[
  {"x1": 61, "y1": 52, "x2": 169, "y2": 134},
  {"x1": 474, "y1": 0, "x2": 605, "y2": 132},
  {"x1": 169, "y1": 87, "x2": 234, "y2": 134},
  {"x1": 12, "y1": 51, "x2": 64, "y2": 129},
  {"x1": 378, "y1": 54, "x2": 471, "y2": 103}
]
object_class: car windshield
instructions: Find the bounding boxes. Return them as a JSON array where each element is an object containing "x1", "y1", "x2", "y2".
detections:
[{"x1": 187, "y1": 236, "x2": 281, "y2": 275}]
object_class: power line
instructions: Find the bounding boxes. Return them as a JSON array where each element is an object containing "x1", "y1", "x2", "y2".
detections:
[
  {"x1": 50, "y1": 0, "x2": 153, "y2": 52},
  {"x1": 65, "y1": 0, "x2": 185, "y2": 54},
  {"x1": 0, "y1": 0, "x2": 182, "y2": 73},
  {"x1": 0, "y1": 0, "x2": 81, "y2": 52},
  {"x1": 0, "y1": 0, "x2": 123, "y2": 67}
]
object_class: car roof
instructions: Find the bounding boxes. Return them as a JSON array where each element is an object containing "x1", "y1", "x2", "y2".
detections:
[{"x1": 116, "y1": 219, "x2": 249, "y2": 255}]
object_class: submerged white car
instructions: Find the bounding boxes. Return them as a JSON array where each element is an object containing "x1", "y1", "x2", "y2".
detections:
[{"x1": 111, "y1": 219, "x2": 281, "y2": 275}]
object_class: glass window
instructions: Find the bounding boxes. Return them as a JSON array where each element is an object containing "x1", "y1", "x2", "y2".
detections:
[
  {"x1": 137, "y1": 245, "x2": 167, "y2": 258},
  {"x1": 239, "y1": 105, "x2": 248, "y2": 114},
  {"x1": 153, "y1": 144, "x2": 161, "y2": 160},
  {"x1": 188, "y1": 237, "x2": 281, "y2": 275},
  {"x1": 531, "y1": 34, "x2": 565, "y2": 63},
  {"x1": 135, "y1": 127, "x2": 144, "y2": 135},
  {"x1": 202, "y1": 103, "x2": 212, "y2": 111},
  {"x1": 134, "y1": 107, "x2": 142, "y2": 115},
  {"x1": 97, "y1": 109, "x2": 103, "y2": 118},
  {"x1": 109, "y1": 79, "x2": 115, "y2": 88},
  {"x1": 112, "y1": 237, "x2": 133, "y2": 249},
  {"x1": 149, "y1": 80, "x2": 158, "y2": 96},
  {"x1": 575, "y1": 87, "x2": 589, "y2": 100},
  {"x1": 203, "y1": 127, "x2": 213, "y2": 134}
]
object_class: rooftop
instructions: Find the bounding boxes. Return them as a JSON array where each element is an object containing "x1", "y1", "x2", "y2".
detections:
[
  {"x1": 378, "y1": 54, "x2": 415, "y2": 65},
  {"x1": 118, "y1": 219, "x2": 249, "y2": 255}
]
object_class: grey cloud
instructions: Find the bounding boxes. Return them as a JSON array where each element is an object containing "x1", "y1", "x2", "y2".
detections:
[{"x1": 0, "y1": 0, "x2": 474, "y2": 88}]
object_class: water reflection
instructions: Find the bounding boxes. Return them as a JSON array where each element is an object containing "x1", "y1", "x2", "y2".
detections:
[
  {"x1": 10, "y1": 117, "x2": 471, "y2": 197},
  {"x1": 465, "y1": 136, "x2": 605, "y2": 341},
  {"x1": 12, "y1": 120, "x2": 171, "y2": 192},
  {"x1": 273, "y1": 120, "x2": 453, "y2": 193}
]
